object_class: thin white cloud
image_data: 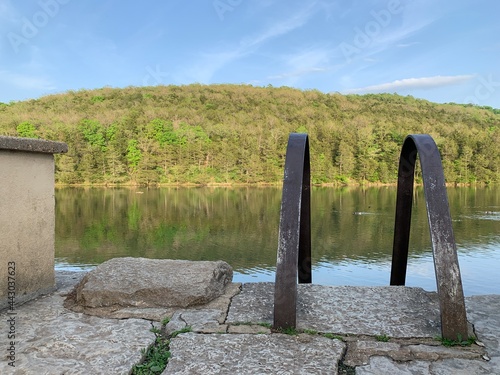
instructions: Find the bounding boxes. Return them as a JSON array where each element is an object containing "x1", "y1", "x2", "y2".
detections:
[
  {"x1": 0, "y1": 70, "x2": 56, "y2": 91},
  {"x1": 397, "y1": 42, "x2": 420, "y2": 48},
  {"x1": 0, "y1": 0, "x2": 18, "y2": 46},
  {"x1": 344, "y1": 75, "x2": 476, "y2": 94},
  {"x1": 287, "y1": 48, "x2": 329, "y2": 68},
  {"x1": 338, "y1": 1, "x2": 440, "y2": 64},
  {"x1": 267, "y1": 67, "x2": 328, "y2": 80},
  {"x1": 358, "y1": 19, "x2": 433, "y2": 62},
  {"x1": 179, "y1": 3, "x2": 319, "y2": 83},
  {"x1": 266, "y1": 46, "x2": 337, "y2": 82},
  {"x1": 384, "y1": 1, "x2": 439, "y2": 44},
  {"x1": 0, "y1": 0, "x2": 17, "y2": 22},
  {"x1": 180, "y1": 50, "x2": 241, "y2": 83},
  {"x1": 242, "y1": 4, "x2": 315, "y2": 49}
]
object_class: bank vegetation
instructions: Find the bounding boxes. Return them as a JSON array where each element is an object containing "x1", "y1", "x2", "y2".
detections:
[{"x1": 1, "y1": 84, "x2": 499, "y2": 185}]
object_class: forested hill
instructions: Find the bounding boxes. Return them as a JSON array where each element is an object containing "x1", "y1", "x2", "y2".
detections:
[{"x1": 1, "y1": 84, "x2": 499, "y2": 185}]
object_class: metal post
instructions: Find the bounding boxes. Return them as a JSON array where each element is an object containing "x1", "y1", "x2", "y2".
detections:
[
  {"x1": 390, "y1": 134, "x2": 468, "y2": 341},
  {"x1": 273, "y1": 133, "x2": 311, "y2": 330}
]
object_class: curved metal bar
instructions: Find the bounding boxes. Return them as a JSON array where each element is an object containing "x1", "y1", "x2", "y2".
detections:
[
  {"x1": 273, "y1": 133, "x2": 311, "y2": 330},
  {"x1": 390, "y1": 134, "x2": 468, "y2": 340}
]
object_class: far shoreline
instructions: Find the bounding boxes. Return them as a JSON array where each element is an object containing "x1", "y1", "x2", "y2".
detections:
[{"x1": 55, "y1": 181, "x2": 495, "y2": 189}]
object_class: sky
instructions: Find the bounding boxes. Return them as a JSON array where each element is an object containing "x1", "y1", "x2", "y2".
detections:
[{"x1": 1, "y1": 0, "x2": 499, "y2": 108}]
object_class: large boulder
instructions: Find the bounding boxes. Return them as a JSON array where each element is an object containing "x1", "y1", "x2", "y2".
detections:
[{"x1": 70, "y1": 258, "x2": 233, "y2": 309}]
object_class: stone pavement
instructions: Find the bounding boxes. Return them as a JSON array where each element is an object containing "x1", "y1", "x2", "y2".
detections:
[
  {"x1": 164, "y1": 283, "x2": 496, "y2": 375},
  {"x1": 0, "y1": 271, "x2": 156, "y2": 374},
  {"x1": 1, "y1": 271, "x2": 498, "y2": 374}
]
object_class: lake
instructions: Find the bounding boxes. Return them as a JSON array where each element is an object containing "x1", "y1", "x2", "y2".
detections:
[{"x1": 55, "y1": 186, "x2": 500, "y2": 296}]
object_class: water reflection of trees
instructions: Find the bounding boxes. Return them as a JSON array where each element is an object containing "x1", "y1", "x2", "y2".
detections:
[{"x1": 55, "y1": 187, "x2": 500, "y2": 270}]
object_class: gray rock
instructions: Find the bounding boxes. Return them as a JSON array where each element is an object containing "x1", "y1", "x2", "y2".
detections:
[
  {"x1": 69, "y1": 257, "x2": 233, "y2": 309},
  {"x1": 65, "y1": 281, "x2": 241, "y2": 321},
  {"x1": 164, "y1": 332, "x2": 345, "y2": 374},
  {"x1": 106, "y1": 307, "x2": 174, "y2": 321}
]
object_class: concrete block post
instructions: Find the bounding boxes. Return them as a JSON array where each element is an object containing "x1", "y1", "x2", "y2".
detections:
[{"x1": 0, "y1": 136, "x2": 67, "y2": 310}]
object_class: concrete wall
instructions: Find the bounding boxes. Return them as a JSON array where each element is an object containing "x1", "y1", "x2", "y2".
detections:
[{"x1": 0, "y1": 136, "x2": 67, "y2": 310}]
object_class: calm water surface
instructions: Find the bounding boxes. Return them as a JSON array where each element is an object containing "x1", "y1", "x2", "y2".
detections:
[{"x1": 55, "y1": 187, "x2": 500, "y2": 296}]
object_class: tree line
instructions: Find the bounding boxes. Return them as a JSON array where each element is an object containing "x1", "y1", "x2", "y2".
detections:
[{"x1": 1, "y1": 84, "x2": 499, "y2": 185}]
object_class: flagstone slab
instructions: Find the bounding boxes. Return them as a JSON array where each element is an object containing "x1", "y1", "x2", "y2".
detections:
[
  {"x1": 465, "y1": 295, "x2": 500, "y2": 357},
  {"x1": 355, "y1": 355, "x2": 493, "y2": 375},
  {"x1": 227, "y1": 283, "x2": 442, "y2": 338},
  {"x1": 164, "y1": 332, "x2": 345, "y2": 375},
  {"x1": 0, "y1": 274, "x2": 154, "y2": 375}
]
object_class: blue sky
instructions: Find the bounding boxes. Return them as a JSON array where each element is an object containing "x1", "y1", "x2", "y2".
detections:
[{"x1": 1, "y1": 0, "x2": 499, "y2": 107}]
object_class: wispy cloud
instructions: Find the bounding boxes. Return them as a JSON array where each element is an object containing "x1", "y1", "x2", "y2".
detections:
[
  {"x1": 241, "y1": 4, "x2": 315, "y2": 49},
  {"x1": 0, "y1": 0, "x2": 18, "y2": 46},
  {"x1": 0, "y1": 70, "x2": 56, "y2": 91},
  {"x1": 267, "y1": 67, "x2": 328, "y2": 80},
  {"x1": 0, "y1": 0, "x2": 17, "y2": 22},
  {"x1": 179, "y1": 3, "x2": 318, "y2": 83},
  {"x1": 360, "y1": 19, "x2": 433, "y2": 60},
  {"x1": 343, "y1": 75, "x2": 476, "y2": 94},
  {"x1": 179, "y1": 50, "x2": 241, "y2": 83},
  {"x1": 269, "y1": 47, "x2": 330, "y2": 79},
  {"x1": 380, "y1": 1, "x2": 439, "y2": 46},
  {"x1": 338, "y1": 1, "x2": 439, "y2": 64},
  {"x1": 397, "y1": 42, "x2": 420, "y2": 48}
]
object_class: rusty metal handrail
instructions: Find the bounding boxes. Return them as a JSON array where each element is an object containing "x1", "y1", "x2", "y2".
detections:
[
  {"x1": 273, "y1": 133, "x2": 311, "y2": 330},
  {"x1": 390, "y1": 134, "x2": 468, "y2": 340}
]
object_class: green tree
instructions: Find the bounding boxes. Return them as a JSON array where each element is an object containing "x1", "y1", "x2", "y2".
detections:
[
  {"x1": 78, "y1": 119, "x2": 108, "y2": 182},
  {"x1": 336, "y1": 141, "x2": 356, "y2": 179},
  {"x1": 16, "y1": 121, "x2": 38, "y2": 138},
  {"x1": 126, "y1": 139, "x2": 142, "y2": 181}
]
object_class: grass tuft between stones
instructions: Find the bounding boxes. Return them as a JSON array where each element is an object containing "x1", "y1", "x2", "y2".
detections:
[
  {"x1": 323, "y1": 332, "x2": 344, "y2": 341},
  {"x1": 273, "y1": 326, "x2": 346, "y2": 341},
  {"x1": 275, "y1": 326, "x2": 300, "y2": 335},
  {"x1": 374, "y1": 334, "x2": 390, "y2": 342},
  {"x1": 170, "y1": 326, "x2": 192, "y2": 338},
  {"x1": 132, "y1": 328, "x2": 170, "y2": 374},
  {"x1": 232, "y1": 321, "x2": 272, "y2": 328},
  {"x1": 132, "y1": 322, "x2": 192, "y2": 374},
  {"x1": 303, "y1": 329, "x2": 318, "y2": 335},
  {"x1": 338, "y1": 360, "x2": 356, "y2": 375},
  {"x1": 436, "y1": 334, "x2": 476, "y2": 347}
]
